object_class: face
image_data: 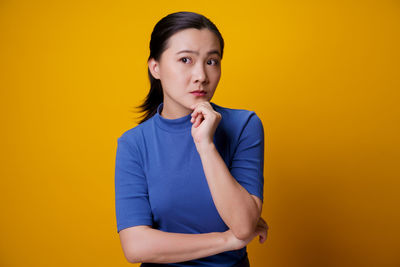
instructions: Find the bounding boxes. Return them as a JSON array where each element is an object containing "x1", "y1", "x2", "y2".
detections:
[{"x1": 148, "y1": 28, "x2": 222, "y2": 118}]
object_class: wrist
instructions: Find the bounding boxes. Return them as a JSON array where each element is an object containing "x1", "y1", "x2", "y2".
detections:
[
  {"x1": 221, "y1": 230, "x2": 235, "y2": 251},
  {"x1": 196, "y1": 141, "x2": 215, "y2": 155},
  {"x1": 222, "y1": 230, "x2": 243, "y2": 251}
]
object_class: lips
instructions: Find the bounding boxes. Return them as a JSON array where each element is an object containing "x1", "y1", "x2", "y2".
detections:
[
  {"x1": 191, "y1": 90, "x2": 206, "y2": 94},
  {"x1": 191, "y1": 90, "x2": 207, "y2": 96}
]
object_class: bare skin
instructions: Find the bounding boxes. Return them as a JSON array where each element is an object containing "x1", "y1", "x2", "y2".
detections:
[{"x1": 119, "y1": 218, "x2": 268, "y2": 264}]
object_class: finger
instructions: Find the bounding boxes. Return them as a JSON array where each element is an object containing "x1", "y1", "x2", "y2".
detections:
[
  {"x1": 259, "y1": 234, "x2": 264, "y2": 243},
  {"x1": 190, "y1": 114, "x2": 198, "y2": 123},
  {"x1": 191, "y1": 110, "x2": 205, "y2": 123},
  {"x1": 191, "y1": 106, "x2": 202, "y2": 117},
  {"x1": 191, "y1": 109, "x2": 202, "y2": 122},
  {"x1": 259, "y1": 217, "x2": 269, "y2": 229},
  {"x1": 191, "y1": 105, "x2": 213, "y2": 119},
  {"x1": 193, "y1": 114, "x2": 200, "y2": 128},
  {"x1": 263, "y1": 230, "x2": 268, "y2": 243},
  {"x1": 259, "y1": 234, "x2": 266, "y2": 243},
  {"x1": 261, "y1": 223, "x2": 269, "y2": 232},
  {"x1": 257, "y1": 218, "x2": 266, "y2": 227},
  {"x1": 199, "y1": 114, "x2": 205, "y2": 127},
  {"x1": 191, "y1": 101, "x2": 211, "y2": 110},
  {"x1": 194, "y1": 113, "x2": 203, "y2": 128},
  {"x1": 258, "y1": 228, "x2": 268, "y2": 243},
  {"x1": 261, "y1": 220, "x2": 268, "y2": 229}
]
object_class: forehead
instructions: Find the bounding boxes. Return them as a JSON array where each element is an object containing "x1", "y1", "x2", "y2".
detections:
[{"x1": 164, "y1": 28, "x2": 221, "y2": 54}]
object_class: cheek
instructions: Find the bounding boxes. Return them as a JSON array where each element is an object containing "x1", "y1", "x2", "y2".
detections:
[
  {"x1": 163, "y1": 65, "x2": 187, "y2": 82},
  {"x1": 172, "y1": 70, "x2": 192, "y2": 87},
  {"x1": 160, "y1": 67, "x2": 191, "y2": 94},
  {"x1": 209, "y1": 69, "x2": 221, "y2": 83},
  {"x1": 161, "y1": 67, "x2": 176, "y2": 81}
]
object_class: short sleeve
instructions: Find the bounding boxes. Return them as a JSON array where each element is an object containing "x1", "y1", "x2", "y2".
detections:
[
  {"x1": 229, "y1": 113, "x2": 265, "y2": 202},
  {"x1": 114, "y1": 136, "x2": 153, "y2": 233}
]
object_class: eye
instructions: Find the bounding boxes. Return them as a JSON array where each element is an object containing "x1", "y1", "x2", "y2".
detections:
[
  {"x1": 207, "y1": 59, "x2": 219, "y2": 66},
  {"x1": 180, "y1": 57, "x2": 192, "y2": 64}
]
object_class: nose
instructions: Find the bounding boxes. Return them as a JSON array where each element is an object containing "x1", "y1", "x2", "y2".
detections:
[{"x1": 193, "y1": 62, "x2": 208, "y2": 84}]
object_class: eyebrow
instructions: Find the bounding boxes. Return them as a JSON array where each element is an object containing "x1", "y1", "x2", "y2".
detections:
[{"x1": 176, "y1": 49, "x2": 221, "y2": 57}]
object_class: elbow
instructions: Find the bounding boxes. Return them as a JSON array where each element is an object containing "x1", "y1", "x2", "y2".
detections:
[
  {"x1": 125, "y1": 248, "x2": 146, "y2": 264},
  {"x1": 120, "y1": 239, "x2": 143, "y2": 263},
  {"x1": 234, "y1": 230, "x2": 252, "y2": 241},
  {"x1": 123, "y1": 248, "x2": 138, "y2": 264},
  {"x1": 119, "y1": 226, "x2": 152, "y2": 264},
  {"x1": 123, "y1": 242, "x2": 153, "y2": 264},
  {"x1": 231, "y1": 215, "x2": 259, "y2": 240},
  {"x1": 126, "y1": 256, "x2": 137, "y2": 264},
  {"x1": 232, "y1": 223, "x2": 256, "y2": 241},
  {"x1": 126, "y1": 255, "x2": 140, "y2": 264}
]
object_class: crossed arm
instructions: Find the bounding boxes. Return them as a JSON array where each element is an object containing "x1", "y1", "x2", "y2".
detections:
[
  {"x1": 197, "y1": 143, "x2": 263, "y2": 240},
  {"x1": 118, "y1": 144, "x2": 266, "y2": 263}
]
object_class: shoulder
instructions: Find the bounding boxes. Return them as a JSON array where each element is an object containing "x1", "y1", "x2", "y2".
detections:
[
  {"x1": 210, "y1": 102, "x2": 263, "y2": 131},
  {"x1": 117, "y1": 115, "x2": 155, "y2": 145}
]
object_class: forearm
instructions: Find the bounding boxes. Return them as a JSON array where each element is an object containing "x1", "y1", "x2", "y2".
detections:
[
  {"x1": 122, "y1": 227, "x2": 233, "y2": 264},
  {"x1": 198, "y1": 143, "x2": 260, "y2": 240}
]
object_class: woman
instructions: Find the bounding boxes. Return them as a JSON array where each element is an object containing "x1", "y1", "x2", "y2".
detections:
[{"x1": 115, "y1": 11, "x2": 268, "y2": 266}]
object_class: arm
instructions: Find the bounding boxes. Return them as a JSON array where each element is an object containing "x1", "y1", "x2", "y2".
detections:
[
  {"x1": 116, "y1": 135, "x2": 267, "y2": 264},
  {"x1": 197, "y1": 144, "x2": 262, "y2": 240},
  {"x1": 119, "y1": 226, "x2": 252, "y2": 264},
  {"x1": 190, "y1": 103, "x2": 265, "y2": 240}
]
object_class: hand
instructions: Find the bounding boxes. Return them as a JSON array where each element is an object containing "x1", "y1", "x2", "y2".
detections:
[
  {"x1": 225, "y1": 216, "x2": 269, "y2": 251},
  {"x1": 190, "y1": 102, "x2": 222, "y2": 153}
]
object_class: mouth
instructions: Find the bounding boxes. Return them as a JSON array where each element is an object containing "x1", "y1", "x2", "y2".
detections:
[{"x1": 191, "y1": 90, "x2": 207, "y2": 96}]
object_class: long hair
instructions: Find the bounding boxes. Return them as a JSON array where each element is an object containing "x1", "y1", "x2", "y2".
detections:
[{"x1": 134, "y1": 11, "x2": 225, "y2": 124}]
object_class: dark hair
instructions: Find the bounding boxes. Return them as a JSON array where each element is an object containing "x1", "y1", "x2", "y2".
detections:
[{"x1": 134, "y1": 11, "x2": 225, "y2": 124}]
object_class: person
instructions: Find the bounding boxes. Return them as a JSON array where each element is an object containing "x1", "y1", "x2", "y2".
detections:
[{"x1": 114, "y1": 11, "x2": 269, "y2": 267}]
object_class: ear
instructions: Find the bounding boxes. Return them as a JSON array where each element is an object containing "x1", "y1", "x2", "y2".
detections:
[{"x1": 148, "y1": 58, "x2": 160, "y2": 79}]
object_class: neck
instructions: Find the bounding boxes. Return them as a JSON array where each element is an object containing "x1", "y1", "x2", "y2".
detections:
[{"x1": 160, "y1": 100, "x2": 192, "y2": 119}]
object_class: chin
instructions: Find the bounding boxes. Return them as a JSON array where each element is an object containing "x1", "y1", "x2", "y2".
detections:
[{"x1": 193, "y1": 99, "x2": 210, "y2": 105}]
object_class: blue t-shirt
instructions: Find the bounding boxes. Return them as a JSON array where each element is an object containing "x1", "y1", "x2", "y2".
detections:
[{"x1": 115, "y1": 102, "x2": 265, "y2": 266}]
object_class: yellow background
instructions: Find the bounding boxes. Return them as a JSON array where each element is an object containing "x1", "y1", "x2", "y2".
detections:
[{"x1": 1, "y1": 0, "x2": 399, "y2": 266}]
